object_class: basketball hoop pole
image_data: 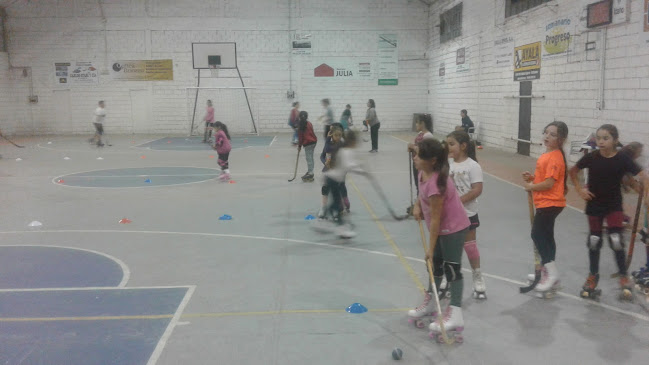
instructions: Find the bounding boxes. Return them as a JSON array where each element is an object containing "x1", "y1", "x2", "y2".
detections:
[
  {"x1": 189, "y1": 70, "x2": 201, "y2": 136},
  {"x1": 237, "y1": 66, "x2": 258, "y2": 135}
]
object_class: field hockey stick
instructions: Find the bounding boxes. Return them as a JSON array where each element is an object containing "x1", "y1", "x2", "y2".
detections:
[
  {"x1": 519, "y1": 191, "x2": 542, "y2": 293},
  {"x1": 361, "y1": 171, "x2": 409, "y2": 220},
  {"x1": 625, "y1": 184, "x2": 644, "y2": 270},
  {"x1": 418, "y1": 221, "x2": 454, "y2": 345},
  {"x1": 409, "y1": 152, "x2": 414, "y2": 210},
  {"x1": 287, "y1": 148, "x2": 301, "y2": 182},
  {"x1": 0, "y1": 133, "x2": 25, "y2": 148}
]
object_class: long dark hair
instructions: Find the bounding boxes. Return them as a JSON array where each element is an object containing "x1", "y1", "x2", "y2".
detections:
[
  {"x1": 213, "y1": 121, "x2": 231, "y2": 140},
  {"x1": 298, "y1": 111, "x2": 309, "y2": 131},
  {"x1": 447, "y1": 130, "x2": 477, "y2": 162},
  {"x1": 544, "y1": 121, "x2": 568, "y2": 194},
  {"x1": 417, "y1": 138, "x2": 450, "y2": 194},
  {"x1": 620, "y1": 142, "x2": 643, "y2": 161},
  {"x1": 419, "y1": 114, "x2": 433, "y2": 134}
]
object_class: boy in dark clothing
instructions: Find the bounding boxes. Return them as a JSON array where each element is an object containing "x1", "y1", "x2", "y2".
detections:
[{"x1": 457, "y1": 109, "x2": 474, "y2": 134}]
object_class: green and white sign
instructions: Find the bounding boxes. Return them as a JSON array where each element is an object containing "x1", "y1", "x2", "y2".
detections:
[{"x1": 377, "y1": 34, "x2": 398, "y2": 86}]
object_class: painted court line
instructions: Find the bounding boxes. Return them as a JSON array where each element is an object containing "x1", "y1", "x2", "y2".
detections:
[
  {"x1": 0, "y1": 308, "x2": 410, "y2": 323},
  {"x1": 147, "y1": 285, "x2": 196, "y2": 365},
  {"x1": 349, "y1": 178, "x2": 427, "y2": 294},
  {"x1": 1, "y1": 230, "x2": 648, "y2": 323},
  {"x1": 0, "y1": 244, "x2": 130, "y2": 288}
]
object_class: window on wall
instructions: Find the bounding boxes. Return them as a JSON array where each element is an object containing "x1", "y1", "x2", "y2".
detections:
[
  {"x1": 440, "y1": 3, "x2": 462, "y2": 44},
  {"x1": 506, "y1": 0, "x2": 552, "y2": 18}
]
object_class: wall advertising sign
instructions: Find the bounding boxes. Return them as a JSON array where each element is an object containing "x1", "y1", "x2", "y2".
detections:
[
  {"x1": 54, "y1": 61, "x2": 98, "y2": 86},
  {"x1": 111, "y1": 60, "x2": 173, "y2": 81},
  {"x1": 514, "y1": 42, "x2": 541, "y2": 81},
  {"x1": 543, "y1": 18, "x2": 572, "y2": 60}
]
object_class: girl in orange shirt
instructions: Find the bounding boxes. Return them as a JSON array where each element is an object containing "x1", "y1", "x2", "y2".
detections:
[{"x1": 522, "y1": 121, "x2": 568, "y2": 294}]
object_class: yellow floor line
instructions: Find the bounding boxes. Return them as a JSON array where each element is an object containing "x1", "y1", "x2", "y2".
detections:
[
  {"x1": 0, "y1": 308, "x2": 410, "y2": 322},
  {"x1": 349, "y1": 178, "x2": 426, "y2": 294}
]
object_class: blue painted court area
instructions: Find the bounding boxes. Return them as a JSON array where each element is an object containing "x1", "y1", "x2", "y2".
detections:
[
  {"x1": 0, "y1": 246, "x2": 124, "y2": 289},
  {"x1": 137, "y1": 135, "x2": 274, "y2": 151},
  {"x1": 54, "y1": 166, "x2": 221, "y2": 188},
  {"x1": 0, "y1": 287, "x2": 189, "y2": 365}
]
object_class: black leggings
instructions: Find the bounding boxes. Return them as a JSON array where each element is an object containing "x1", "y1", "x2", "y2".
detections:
[
  {"x1": 370, "y1": 123, "x2": 380, "y2": 150},
  {"x1": 531, "y1": 206, "x2": 564, "y2": 265},
  {"x1": 325, "y1": 177, "x2": 344, "y2": 224}
]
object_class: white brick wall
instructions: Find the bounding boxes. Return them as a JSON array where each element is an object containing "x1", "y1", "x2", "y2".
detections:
[
  {"x1": 428, "y1": 0, "x2": 649, "y2": 158},
  {"x1": 2, "y1": 0, "x2": 429, "y2": 135}
]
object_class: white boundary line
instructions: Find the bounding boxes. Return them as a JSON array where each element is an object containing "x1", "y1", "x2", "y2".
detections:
[
  {"x1": 0, "y1": 285, "x2": 192, "y2": 293},
  {"x1": 0, "y1": 244, "x2": 130, "y2": 288},
  {"x1": 51, "y1": 166, "x2": 222, "y2": 190},
  {"x1": 269, "y1": 135, "x2": 277, "y2": 147},
  {"x1": 147, "y1": 285, "x2": 196, "y2": 365},
  {"x1": 2, "y1": 229, "x2": 648, "y2": 322}
]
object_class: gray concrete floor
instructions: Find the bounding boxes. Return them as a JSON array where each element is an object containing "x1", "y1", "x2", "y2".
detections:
[{"x1": 1, "y1": 132, "x2": 648, "y2": 364}]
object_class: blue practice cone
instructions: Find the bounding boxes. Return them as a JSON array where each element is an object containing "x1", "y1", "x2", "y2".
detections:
[
  {"x1": 144, "y1": 178, "x2": 151, "y2": 183},
  {"x1": 304, "y1": 214, "x2": 315, "y2": 220},
  {"x1": 346, "y1": 303, "x2": 368, "y2": 314},
  {"x1": 219, "y1": 214, "x2": 232, "y2": 220}
]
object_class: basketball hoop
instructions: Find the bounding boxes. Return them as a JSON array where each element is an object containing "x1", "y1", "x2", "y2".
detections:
[{"x1": 209, "y1": 64, "x2": 220, "y2": 78}]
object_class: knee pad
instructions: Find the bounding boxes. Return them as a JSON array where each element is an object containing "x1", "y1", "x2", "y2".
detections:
[
  {"x1": 321, "y1": 185, "x2": 330, "y2": 196},
  {"x1": 443, "y1": 261, "x2": 463, "y2": 282},
  {"x1": 464, "y1": 240, "x2": 480, "y2": 261},
  {"x1": 608, "y1": 230, "x2": 624, "y2": 251},
  {"x1": 587, "y1": 234, "x2": 603, "y2": 251}
]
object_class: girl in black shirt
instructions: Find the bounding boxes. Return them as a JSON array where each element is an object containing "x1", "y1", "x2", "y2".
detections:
[{"x1": 569, "y1": 124, "x2": 649, "y2": 300}]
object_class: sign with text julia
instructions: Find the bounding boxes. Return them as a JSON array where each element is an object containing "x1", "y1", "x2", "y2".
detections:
[
  {"x1": 514, "y1": 42, "x2": 541, "y2": 81},
  {"x1": 111, "y1": 60, "x2": 173, "y2": 81}
]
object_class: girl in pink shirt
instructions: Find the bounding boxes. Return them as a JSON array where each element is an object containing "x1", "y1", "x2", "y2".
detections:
[
  {"x1": 212, "y1": 122, "x2": 232, "y2": 181},
  {"x1": 408, "y1": 138, "x2": 470, "y2": 338}
]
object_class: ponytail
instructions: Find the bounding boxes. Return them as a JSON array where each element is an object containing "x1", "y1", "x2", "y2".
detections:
[
  {"x1": 298, "y1": 111, "x2": 309, "y2": 131},
  {"x1": 417, "y1": 138, "x2": 449, "y2": 194},
  {"x1": 544, "y1": 121, "x2": 569, "y2": 194},
  {"x1": 213, "y1": 121, "x2": 231, "y2": 140}
]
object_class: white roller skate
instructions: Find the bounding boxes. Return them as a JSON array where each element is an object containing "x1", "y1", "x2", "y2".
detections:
[
  {"x1": 317, "y1": 207, "x2": 326, "y2": 219},
  {"x1": 310, "y1": 218, "x2": 336, "y2": 234},
  {"x1": 534, "y1": 262, "x2": 561, "y2": 299},
  {"x1": 407, "y1": 292, "x2": 438, "y2": 329},
  {"x1": 472, "y1": 269, "x2": 487, "y2": 300},
  {"x1": 218, "y1": 170, "x2": 230, "y2": 182},
  {"x1": 337, "y1": 223, "x2": 356, "y2": 239},
  {"x1": 429, "y1": 305, "x2": 464, "y2": 343}
]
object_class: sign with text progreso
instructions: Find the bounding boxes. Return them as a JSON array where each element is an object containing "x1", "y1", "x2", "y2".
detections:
[
  {"x1": 543, "y1": 18, "x2": 572, "y2": 60},
  {"x1": 514, "y1": 42, "x2": 541, "y2": 81}
]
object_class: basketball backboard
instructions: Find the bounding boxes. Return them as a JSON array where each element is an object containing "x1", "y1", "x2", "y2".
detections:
[{"x1": 192, "y1": 42, "x2": 237, "y2": 69}]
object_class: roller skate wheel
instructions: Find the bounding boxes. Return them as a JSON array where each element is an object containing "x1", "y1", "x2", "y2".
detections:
[
  {"x1": 415, "y1": 319, "x2": 427, "y2": 328},
  {"x1": 643, "y1": 288, "x2": 649, "y2": 295},
  {"x1": 455, "y1": 335, "x2": 464, "y2": 343}
]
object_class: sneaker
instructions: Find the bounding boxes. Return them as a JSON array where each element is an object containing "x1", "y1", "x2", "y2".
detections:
[{"x1": 369, "y1": 149, "x2": 377, "y2": 153}]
